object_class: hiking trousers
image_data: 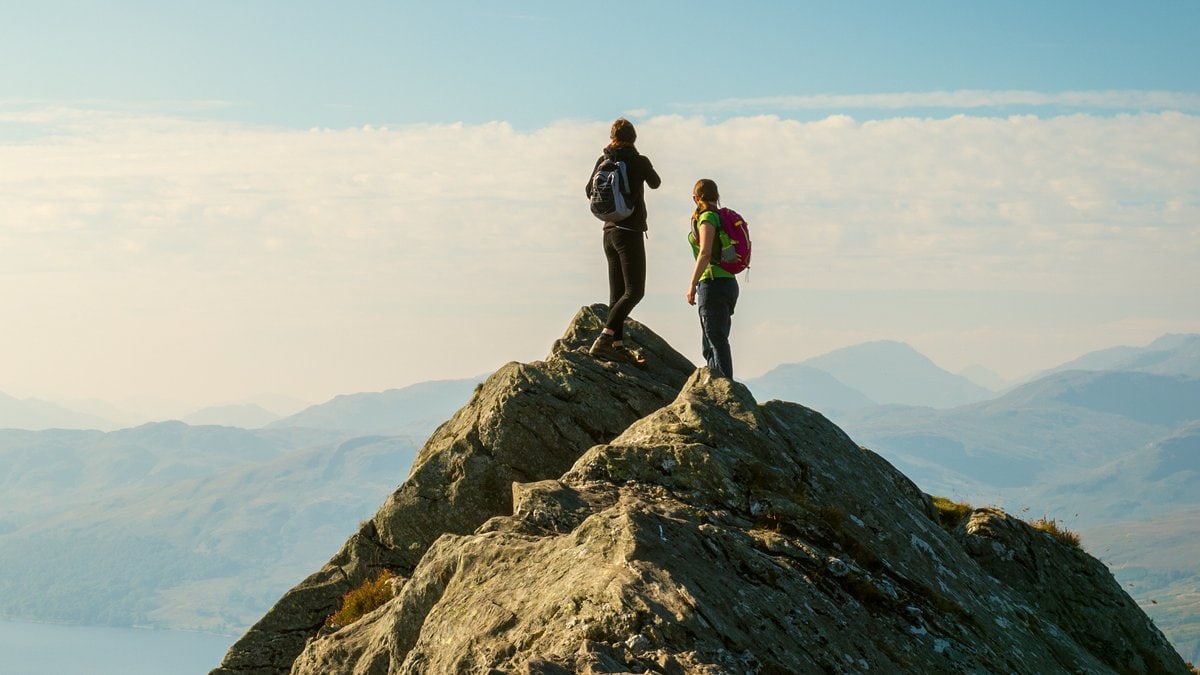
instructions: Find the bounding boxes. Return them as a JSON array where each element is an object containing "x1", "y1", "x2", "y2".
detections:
[
  {"x1": 602, "y1": 227, "x2": 646, "y2": 340},
  {"x1": 697, "y1": 276, "x2": 739, "y2": 379}
]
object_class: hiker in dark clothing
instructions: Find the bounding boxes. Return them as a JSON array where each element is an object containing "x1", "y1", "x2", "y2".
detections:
[{"x1": 585, "y1": 118, "x2": 661, "y2": 365}]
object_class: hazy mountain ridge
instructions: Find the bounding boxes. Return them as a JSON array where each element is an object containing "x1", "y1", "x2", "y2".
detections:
[
  {"x1": 842, "y1": 369, "x2": 1200, "y2": 496},
  {"x1": 0, "y1": 378, "x2": 482, "y2": 635},
  {"x1": 1027, "y1": 423, "x2": 1200, "y2": 521},
  {"x1": 958, "y1": 363, "x2": 1011, "y2": 390},
  {"x1": 746, "y1": 339, "x2": 994, "y2": 415},
  {"x1": 0, "y1": 391, "x2": 121, "y2": 431},
  {"x1": 743, "y1": 363, "x2": 876, "y2": 416},
  {"x1": 0, "y1": 421, "x2": 420, "y2": 634},
  {"x1": 1034, "y1": 333, "x2": 1200, "y2": 379},
  {"x1": 184, "y1": 404, "x2": 283, "y2": 429},
  {"x1": 267, "y1": 377, "x2": 484, "y2": 435}
]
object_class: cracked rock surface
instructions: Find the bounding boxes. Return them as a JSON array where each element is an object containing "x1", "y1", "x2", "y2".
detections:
[
  {"x1": 210, "y1": 305, "x2": 693, "y2": 675},
  {"x1": 215, "y1": 308, "x2": 1191, "y2": 675}
]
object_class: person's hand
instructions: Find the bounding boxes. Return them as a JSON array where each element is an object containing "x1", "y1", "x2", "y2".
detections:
[{"x1": 686, "y1": 288, "x2": 696, "y2": 305}]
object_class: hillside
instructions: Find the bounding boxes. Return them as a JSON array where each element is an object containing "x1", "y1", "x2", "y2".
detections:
[
  {"x1": 212, "y1": 306, "x2": 1191, "y2": 674},
  {"x1": 744, "y1": 363, "x2": 876, "y2": 416},
  {"x1": 1034, "y1": 333, "x2": 1200, "y2": 379},
  {"x1": 801, "y1": 340, "x2": 994, "y2": 408},
  {"x1": 0, "y1": 391, "x2": 120, "y2": 431},
  {"x1": 269, "y1": 377, "x2": 483, "y2": 436},
  {"x1": 746, "y1": 340, "x2": 993, "y2": 416},
  {"x1": 841, "y1": 369, "x2": 1200, "y2": 495},
  {"x1": 183, "y1": 403, "x2": 283, "y2": 429},
  {"x1": 0, "y1": 423, "x2": 419, "y2": 633}
]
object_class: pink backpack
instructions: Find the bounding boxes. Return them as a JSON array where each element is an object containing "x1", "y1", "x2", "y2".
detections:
[{"x1": 714, "y1": 207, "x2": 752, "y2": 275}]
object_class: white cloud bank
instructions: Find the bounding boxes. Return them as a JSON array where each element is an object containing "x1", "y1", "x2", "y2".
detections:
[{"x1": 1, "y1": 104, "x2": 1197, "y2": 413}]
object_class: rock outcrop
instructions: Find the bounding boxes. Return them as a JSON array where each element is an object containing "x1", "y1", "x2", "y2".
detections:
[
  {"x1": 215, "y1": 307, "x2": 1191, "y2": 674},
  {"x1": 212, "y1": 305, "x2": 695, "y2": 674}
]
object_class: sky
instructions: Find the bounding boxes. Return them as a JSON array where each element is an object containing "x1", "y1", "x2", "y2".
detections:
[{"x1": 1, "y1": 1, "x2": 1198, "y2": 418}]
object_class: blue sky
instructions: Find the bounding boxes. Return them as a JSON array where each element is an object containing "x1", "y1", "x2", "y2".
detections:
[
  {"x1": 1, "y1": 2, "x2": 1198, "y2": 417},
  {"x1": 5, "y1": 1, "x2": 1197, "y2": 129}
]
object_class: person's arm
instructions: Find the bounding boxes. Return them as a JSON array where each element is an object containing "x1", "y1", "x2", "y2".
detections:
[
  {"x1": 686, "y1": 219, "x2": 716, "y2": 305},
  {"x1": 643, "y1": 156, "x2": 662, "y2": 190},
  {"x1": 585, "y1": 157, "x2": 601, "y2": 197}
]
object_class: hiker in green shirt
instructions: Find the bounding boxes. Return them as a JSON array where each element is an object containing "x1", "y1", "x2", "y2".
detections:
[{"x1": 686, "y1": 178, "x2": 740, "y2": 379}]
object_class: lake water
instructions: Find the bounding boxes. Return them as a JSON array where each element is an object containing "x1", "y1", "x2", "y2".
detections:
[{"x1": 0, "y1": 620, "x2": 233, "y2": 675}]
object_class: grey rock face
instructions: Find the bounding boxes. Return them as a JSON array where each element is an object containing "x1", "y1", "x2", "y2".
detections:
[
  {"x1": 287, "y1": 370, "x2": 1189, "y2": 674},
  {"x1": 959, "y1": 508, "x2": 1184, "y2": 674},
  {"x1": 211, "y1": 305, "x2": 694, "y2": 675},
  {"x1": 217, "y1": 307, "x2": 1191, "y2": 674}
]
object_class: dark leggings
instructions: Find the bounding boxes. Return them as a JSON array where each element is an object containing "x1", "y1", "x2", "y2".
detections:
[{"x1": 602, "y1": 227, "x2": 646, "y2": 340}]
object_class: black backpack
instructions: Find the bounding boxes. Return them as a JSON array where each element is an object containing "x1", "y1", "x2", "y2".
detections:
[{"x1": 589, "y1": 157, "x2": 634, "y2": 222}]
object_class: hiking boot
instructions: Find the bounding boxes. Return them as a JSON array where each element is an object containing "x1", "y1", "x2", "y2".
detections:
[
  {"x1": 590, "y1": 335, "x2": 648, "y2": 368},
  {"x1": 589, "y1": 334, "x2": 622, "y2": 361}
]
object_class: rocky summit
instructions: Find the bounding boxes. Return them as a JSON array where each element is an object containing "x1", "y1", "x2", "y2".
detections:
[{"x1": 213, "y1": 306, "x2": 1191, "y2": 675}]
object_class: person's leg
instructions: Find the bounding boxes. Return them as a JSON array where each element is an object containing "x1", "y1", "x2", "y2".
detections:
[
  {"x1": 719, "y1": 279, "x2": 739, "y2": 379},
  {"x1": 592, "y1": 229, "x2": 647, "y2": 365},
  {"x1": 603, "y1": 229, "x2": 625, "y2": 314},
  {"x1": 603, "y1": 229, "x2": 645, "y2": 341},
  {"x1": 696, "y1": 281, "x2": 716, "y2": 369},
  {"x1": 594, "y1": 228, "x2": 625, "y2": 349},
  {"x1": 698, "y1": 278, "x2": 737, "y2": 379}
]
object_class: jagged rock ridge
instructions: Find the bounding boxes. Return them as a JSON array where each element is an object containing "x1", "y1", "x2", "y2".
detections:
[
  {"x1": 215, "y1": 307, "x2": 1190, "y2": 674},
  {"x1": 212, "y1": 305, "x2": 695, "y2": 674}
]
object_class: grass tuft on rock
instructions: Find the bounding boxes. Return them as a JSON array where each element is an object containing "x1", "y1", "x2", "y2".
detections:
[
  {"x1": 1029, "y1": 516, "x2": 1082, "y2": 549},
  {"x1": 929, "y1": 496, "x2": 973, "y2": 531},
  {"x1": 327, "y1": 570, "x2": 396, "y2": 628}
]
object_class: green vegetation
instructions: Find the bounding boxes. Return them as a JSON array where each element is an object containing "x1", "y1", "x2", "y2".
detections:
[
  {"x1": 1029, "y1": 517, "x2": 1082, "y2": 549},
  {"x1": 327, "y1": 570, "x2": 397, "y2": 628},
  {"x1": 929, "y1": 496, "x2": 973, "y2": 531},
  {"x1": 927, "y1": 497, "x2": 1082, "y2": 549}
]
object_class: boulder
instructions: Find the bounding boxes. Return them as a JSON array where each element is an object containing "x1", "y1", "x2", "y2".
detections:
[{"x1": 211, "y1": 305, "x2": 695, "y2": 674}]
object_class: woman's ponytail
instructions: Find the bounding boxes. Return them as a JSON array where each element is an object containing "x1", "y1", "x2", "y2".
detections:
[{"x1": 691, "y1": 178, "x2": 721, "y2": 225}]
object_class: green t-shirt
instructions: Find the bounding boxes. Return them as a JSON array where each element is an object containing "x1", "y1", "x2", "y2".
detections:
[{"x1": 688, "y1": 210, "x2": 735, "y2": 281}]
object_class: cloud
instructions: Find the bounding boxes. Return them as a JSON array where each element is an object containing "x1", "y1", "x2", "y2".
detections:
[{"x1": 0, "y1": 104, "x2": 1196, "y2": 406}]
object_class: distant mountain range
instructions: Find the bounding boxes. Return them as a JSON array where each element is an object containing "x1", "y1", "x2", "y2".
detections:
[
  {"x1": 841, "y1": 369, "x2": 1200, "y2": 493},
  {"x1": 746, "y1": 339, "x2": 994, "y2": 414},
  {"x1": 0, "y1": 375, "x2": 486, "y2": 635},
  {"x1": 1034, "y1": 333, "x2": 1200, "y2": 379},
  {"x1": 0, "y1": 392, "x2": 120, "y2": 431},
  {"x1": 1, "y1": 333, "x2": 1196, "y2": 660},
  {"x1": 0, "y1": 377, "x2": 486, "y2": 433},
  {"x1": 0, "y1": 422, "x2": 419, "y2": 633},
  {"x1": 269, "y1": 377, "x2": 484, "y2": 436},
  {"x1": 5, "y1": 336, "x2": 1194, "y2": 432},
  {"x1": 183, "y1": 403, "x2": 283, "y2": 428}
]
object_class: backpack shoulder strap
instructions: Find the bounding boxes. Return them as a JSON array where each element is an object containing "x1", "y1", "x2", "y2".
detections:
[{"x1": 693, "y1": 210, "x2": 724, "y2": 260}]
